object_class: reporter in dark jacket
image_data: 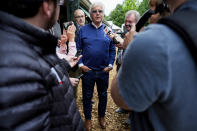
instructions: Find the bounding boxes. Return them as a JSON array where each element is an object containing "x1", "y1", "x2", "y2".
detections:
[{"x1": 0, "y1": 0, "x2": 85, "y2": 130}]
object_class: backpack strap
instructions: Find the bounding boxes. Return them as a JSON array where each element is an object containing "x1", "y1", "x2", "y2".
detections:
[{"x1": 158, "y1": 8, "x2": 197, "y2": 63}]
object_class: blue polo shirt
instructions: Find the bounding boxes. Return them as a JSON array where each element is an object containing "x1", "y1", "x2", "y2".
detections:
[{"x1": 76, "y1": 23, "x2": 116, "y2": 70}]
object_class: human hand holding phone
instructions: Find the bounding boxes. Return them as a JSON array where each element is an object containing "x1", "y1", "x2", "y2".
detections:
[
  {"x1": 75, "y1": 50, "x2": 82, "y2": 57},
  {"x1": 67, "y1": 25, "x2": 76, "y2": 42},
  {"x1": 69, "y1": 77, "x2": 79, "y2": 86},
  {"x1": 77, "y1": 74, "x2": 84, "y2": 79}
]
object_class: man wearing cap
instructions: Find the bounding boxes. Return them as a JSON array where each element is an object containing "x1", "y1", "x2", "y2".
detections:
[{"x1": 0, "y1": 0, "x2": 85, "y2": 130}]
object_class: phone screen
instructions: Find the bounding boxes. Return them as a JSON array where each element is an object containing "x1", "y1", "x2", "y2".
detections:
[
  {"x1": 75, "y1": 50, "x2": 82, "y2": 57},
  {"x1": 77, "y1": 74, "x2": 83, "y2": 79}
]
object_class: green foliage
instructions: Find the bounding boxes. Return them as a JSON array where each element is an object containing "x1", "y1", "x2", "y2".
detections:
[
  {"x1": 104, "y1": 15, "x2": 109, "y2": 20},
  {"x1": 106, "y1": 0, "x2": 150, "y2": 28},
  {"x1": 123, "y1": 0, "x2": 140, "y2": 12},
  {"x1": 107, "y1": 4, "x2": 125, "y2": 27}
]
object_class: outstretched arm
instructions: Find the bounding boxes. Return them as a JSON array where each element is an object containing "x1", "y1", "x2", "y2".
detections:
[{"x1": 111, "y1": 74, "x2": 132, "y2": 111}]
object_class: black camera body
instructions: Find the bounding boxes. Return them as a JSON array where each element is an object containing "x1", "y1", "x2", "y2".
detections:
[
  {"x1": 63, "y1": 21, "x2": 73, "y2": 30},
  {"x1": 136, "y1": 1, "x2": 169, "y2": 32},
  {"x1": 112, "y1": 37, "x2": 121, "y2": 44},
  {"x1": 116, "y1": 31, "x2": 126, "y2": 38},
  {"x1": 104, "y1": 26, "x2": 122, "y2": 44}
]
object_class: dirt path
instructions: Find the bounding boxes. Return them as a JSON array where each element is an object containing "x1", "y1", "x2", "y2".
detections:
[{"x1": 76, "y1": 67, "x2": 131, "y2": 131}]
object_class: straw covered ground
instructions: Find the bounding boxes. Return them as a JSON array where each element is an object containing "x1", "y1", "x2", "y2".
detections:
[{"x1": 76, "y1": 67, "x2": 131, "y2": 131}]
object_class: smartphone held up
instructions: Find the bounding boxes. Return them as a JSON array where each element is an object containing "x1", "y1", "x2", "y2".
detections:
[
  {"x1": 63, "y1": 21, "x2": 74, "y2": 30},
  {"x1": 75, "y1": 50, "x2": 82, "y2": 57}
]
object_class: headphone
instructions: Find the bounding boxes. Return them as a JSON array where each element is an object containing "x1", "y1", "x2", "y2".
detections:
[
  {"x1": 155, "y1": 0, "x2": 169, "y2": 14},
  {"x1": 135, "y1": 0, "x2": 169, "y2": 32}
]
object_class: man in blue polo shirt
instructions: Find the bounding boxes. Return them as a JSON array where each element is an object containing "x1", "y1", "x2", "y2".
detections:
[
  {"x1": 111, "y1": 0, "x2": 197, "y2": 131},
  {"x1": 77, "y1": 2, "x2": 116, "y2": 131}
]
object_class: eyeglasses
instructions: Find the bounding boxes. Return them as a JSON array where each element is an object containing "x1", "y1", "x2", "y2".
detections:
[
  {"x1": 75, "y1": 15, "x2": 85, "y2": 19},
  {"x1": 91, "y1": 10, "x2": 103, "y2": 14}
]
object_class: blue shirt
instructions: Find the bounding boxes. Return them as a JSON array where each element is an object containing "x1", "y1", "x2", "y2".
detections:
[
  {"x1": 77, "y1": 23, "x2": 116, "y2": 70},
  {"x1": 118, "y1": 1, "x2": 197, "y2": 131}
]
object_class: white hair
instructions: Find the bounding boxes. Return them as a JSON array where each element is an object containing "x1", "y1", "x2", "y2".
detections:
[
  {"x1": 89, "y1": 1, "x2": 105, "y2": 14},
  {"x1": 125, "y1": 10, "x2": 141, "y2": 22}
]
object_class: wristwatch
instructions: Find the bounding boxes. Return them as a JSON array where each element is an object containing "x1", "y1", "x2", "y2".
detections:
[{"x1": 108, "y1": 66, "x2": 113, "y2": 70}]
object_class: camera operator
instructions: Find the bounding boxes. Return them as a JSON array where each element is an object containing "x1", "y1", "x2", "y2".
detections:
[{"x1": 112, "y1": 10, "x2": 140, "y2": 117}]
